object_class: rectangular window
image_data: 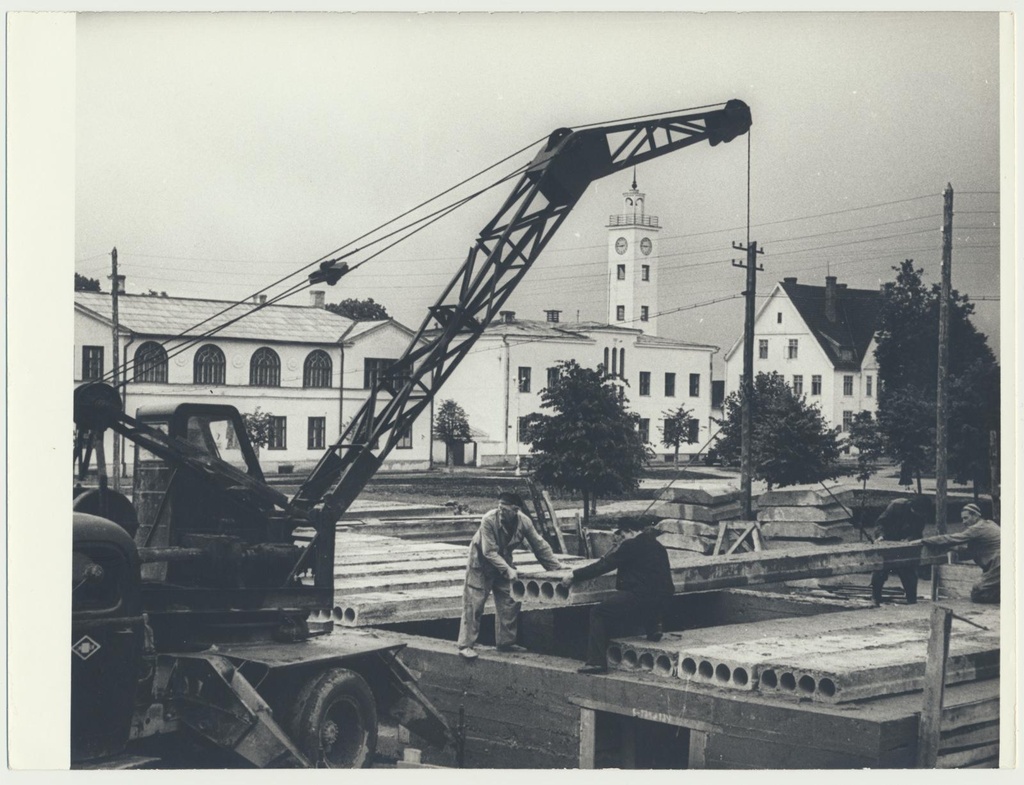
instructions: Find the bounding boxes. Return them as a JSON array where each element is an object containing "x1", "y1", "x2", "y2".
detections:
[
  {"x1": 812, "y1": 375, "x2": 822, "y2": 395},
  {"x1": 777, "y1": 312, "x2": 783, "y2": 324},
  {"x1": 758, "y1": 339, "x2": 768, "y2": 360},
  {"x1": 641, "y1": 265, "x2": 650, "y2": 281},
  {"x1": 616, "y1": 264, "x2": 626, "y2": 280},
  {"x1": 687, "y1": 418, "x2": 700, "y2": 444},
  {"x1": 638, "y1": 418, "x2": 650, "y2": 444},
  {"x1": 268, "y1": 416, "x2": 287, "y2": 450},
  {"x1": 843, "y1": 375, "x2": 854, "y2": 396},
  {"x1": 396, "y1": 424, "x2": 413, "y2": 450},
  {"x1": 664, "y1": 372, "x2": 676, "y2": 397},
  {"x1": 517, "y1": 416, "x2": 530, "y2": 443},
  {"x1": 82, "y1": 346, "x2": 104, "y2": 381},
  {"x1": 640, "y1": 306, "x2": 649, "y2": 322},
  {"x1": 546, "y1": 367, "x2": 559, "y2": 389},
  {"x1": 842, "y1": 410, "x2": 853, "y2": 432},
  {"x1": 363, "y1": 357, "x2": 397, "y2": 389},
  {"x1": 793, "y1": 375, "x2": 803, "y2": 396},
  {"x1": 866, "y1": 375, "x2": 873, "y2": 397},
  {"x1": 639, "y1": 371, "x2": 651, "y2": 396},
  {"x1": 689, "y1": 373, "x2": 700, "y2": 397},
  {"x1": 307, "y1": 417, "x2": 326, "y2": 450},
  {"x1": 616, "y1": 305, "x2": 625, "y2": 322},
  {"x1": 787, "y1": 339, "x2": 799, "y2": 359},
  {"x1": 517, "y1": 366, "x2": 532, "y2": 393}
]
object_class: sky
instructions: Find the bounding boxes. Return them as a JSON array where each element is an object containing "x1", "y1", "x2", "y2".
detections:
[{"x1": 73, "y1": 12, "x2": 1006, "y2": 367}]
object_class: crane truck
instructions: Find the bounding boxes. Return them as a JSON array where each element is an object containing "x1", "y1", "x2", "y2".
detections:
[{"x1": 71, "y1": 99, "x2": 752, "y2": 768}]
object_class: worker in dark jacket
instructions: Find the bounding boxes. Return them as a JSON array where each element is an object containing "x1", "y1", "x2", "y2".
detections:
[
  {"x1": 869, "y1": 495, "x2": 929, "y2": 606},
  {"x1": 560, "y1": 519, "x2": 674, "y2": 674},
  {"x1": 921, "y1": 503, "x2": 1000, "y2": 604}
]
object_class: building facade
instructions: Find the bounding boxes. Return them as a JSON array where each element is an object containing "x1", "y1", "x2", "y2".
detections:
[
  {"x1": 74, "y1": 290, "x2": 432, "y2": 475},
  {"x1": 722, "y1": 275, "x2": 882, "y2": 438},
  {"x1": 434, "y1": 179, "x2": 718, "y2": 466}
]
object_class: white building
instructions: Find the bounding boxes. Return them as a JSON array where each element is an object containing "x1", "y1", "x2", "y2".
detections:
[
  {"x1": 722, "y1": 275, "x2": 882, "y2": 436},
  {"x1": 434, "y1": 179, "x2": 718, "y2": 466},
  {"x1": 74, "y1": 289, "x2": 432, "y2": 474}
]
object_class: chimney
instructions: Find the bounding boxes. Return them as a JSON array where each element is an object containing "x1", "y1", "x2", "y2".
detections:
[
  {"x1": 499, "y1": 310, "x2": 516, "y2": 324},
  {"x1": 544, "y1": 309, "x2": 561, "y2": 323},
  {"x1": 310, "y1": 290, "x2": 325, "y2": 308},
  {"x1": 258, "y1": 294, "x2": 268, "y2": 306},
  {"x1": 825, "y1": 275, "x2": 838, "y2": 322},
  {"x1": 783, "y1": 276, "x2": 797, "y2": 284}
]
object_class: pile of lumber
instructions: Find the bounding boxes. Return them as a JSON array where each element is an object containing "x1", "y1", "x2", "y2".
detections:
[{"x1": 755, "y1": 485, "x2": 857, "y2": 541}]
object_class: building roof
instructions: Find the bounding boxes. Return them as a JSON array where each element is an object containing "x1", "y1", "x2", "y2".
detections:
[
  {"x1": 780, "y1": 279, "x2": 882, "y2": 370},
  {"x1": 428, "y1": 318, "x2": 594, "y2": 342},
  {"x1": 635, "y1": 333, "x2": 718, "y2": 352},
  {"x1": 75, "y1": 292, "x2": 355, "y2": 345}
]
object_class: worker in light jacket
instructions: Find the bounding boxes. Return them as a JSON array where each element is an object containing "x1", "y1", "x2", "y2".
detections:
[
  {"x1": 920, "y1": 503, "x2": 1000, "y2": 604},
  {"x1": 458, "y1": 492, "x2": 564, "y2": 660},
  {"x1": 561, "y1": 519, "x2": 674, "y2": 675}
]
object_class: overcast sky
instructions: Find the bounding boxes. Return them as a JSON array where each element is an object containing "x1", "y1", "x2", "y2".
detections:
[{"x1": 74, "y1": 12, "x2": 1005, "y2": 361}]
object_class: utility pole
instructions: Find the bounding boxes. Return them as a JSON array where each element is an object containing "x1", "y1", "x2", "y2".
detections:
[
  {"x1": 109, "y1": 247, "x2": 122, "y2": 492},
  {"x1": 935, "y1": 185, "x2": 953, "y2": 536},
  {"x1": 732, "y1": 240, "x2": 764, "y2": 520}
]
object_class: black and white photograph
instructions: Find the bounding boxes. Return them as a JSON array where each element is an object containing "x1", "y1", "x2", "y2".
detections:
[{"x1": 5, "y1": 7, "x2": 1019, "y2": 772}]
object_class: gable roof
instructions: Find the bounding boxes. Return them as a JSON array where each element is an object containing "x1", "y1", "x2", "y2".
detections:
[
  {"x1": 780, "y1": 279, "x2": 882, "y2": 370},
  {"x1": 75, "y1": 292, "x2": 355, "y2": 345}
]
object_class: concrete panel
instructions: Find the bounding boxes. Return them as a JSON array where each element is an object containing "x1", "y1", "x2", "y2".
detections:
[
  {"x1": 658, "y1": 486, "x2": 742, "y2": 506},
  {"x1": 757, "y1": 504, "x2": 851, "y2": 523},
  {"x1": 652, "y1": 501, "x2": 743, "y2": 522}
]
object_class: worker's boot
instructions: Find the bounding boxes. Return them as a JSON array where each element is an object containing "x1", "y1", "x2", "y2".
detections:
[{"x1": 458, "y1": 647, "x2": 478, "y2": 660}]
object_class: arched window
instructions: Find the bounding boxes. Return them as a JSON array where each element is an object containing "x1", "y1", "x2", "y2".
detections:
[
  {"x1": 134, "y1": 341, "x2": 168, "y2": 383},
  {"x1": 303, "y1": 350, "x2": 333, "y2": 388},
  {"x1": 193, "y1": 344, "x2": 226, "y2": 385},
  {"x1": 249, "y1": 347, "x2": 281, "y2": 387}
]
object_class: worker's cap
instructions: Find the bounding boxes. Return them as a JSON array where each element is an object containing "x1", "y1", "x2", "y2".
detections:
[
  {"x1": 962, "y1": 503, "x2": 983, "y2": 517},
  {"x1": 498, "y1": 491, "x2": 524, "y2": 508}
]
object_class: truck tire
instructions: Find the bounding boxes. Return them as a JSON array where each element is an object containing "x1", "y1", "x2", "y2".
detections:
[{"x1": 286, "y1": 668, "x2": 377, "y2": 768}]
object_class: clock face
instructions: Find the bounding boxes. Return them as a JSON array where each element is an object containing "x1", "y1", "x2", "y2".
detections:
[
  {"x1": 640, "y1": 237, "x2": 652, "y2": 255},
  {"x1": 615, "y1": 237, "x2": 628, "y2": 255}
]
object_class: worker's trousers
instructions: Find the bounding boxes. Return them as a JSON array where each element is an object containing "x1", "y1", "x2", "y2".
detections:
[
  {"x1": 458, "y1": 577, "x2": 520, "y2": 649},
  {"x1": 971, "y1": 558, "x2": 1000, "y2": 604},
  {"x1": 870, "y1": 565, "x2": 919, "y2": 604},
  {"x1": 585, "y1": 591, "x2": 663, "y2": 668}
]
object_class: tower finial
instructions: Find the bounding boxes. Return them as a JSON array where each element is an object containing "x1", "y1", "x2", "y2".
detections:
[{"x1": 632, "y1": 166, "x2": 637, "y2": 191}]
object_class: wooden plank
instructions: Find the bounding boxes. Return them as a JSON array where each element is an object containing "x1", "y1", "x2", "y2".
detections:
[
  {"x1": 936, "y1": 742, "x2": 1000, "y2": 768},
  {"x1": 578, "y1": 708, "x2": 596, "y2": 769},
  {"x1": 939, "y1": 720, "x2": 1000, "y2": 749},
  {"x1": 917, "y1": 605, "x2": 953, "y2": 767},
  {"x1": 942, "y1": 696, "x2": 1000, "y2": 730},
  {"x1": 541, "y1": 489, "x2": 569, "y2": 555},
  {"x1": 688, "y1": 729, "x2": 708, "y2": 769},
  {"x1": 713, "y1": 521, "x2": 727, "y2": 556}
]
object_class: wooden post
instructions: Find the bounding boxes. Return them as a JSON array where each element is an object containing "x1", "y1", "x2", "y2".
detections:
[
  {"x1": 109, "y1": 247, "x2": 121, "y2": 492},
  {"x1": 917, "y1": 605, "x2": 953, "y2": 767},
  {"x1": 578, "y1": 707, "x2": 597, "y2": 769},
  {"x1": 732, "y1": 240, "x2": 762, "y2": 521},
  {"x1": 688, "y1": 729, "x2": 708, "y2": 769},
  {"x1": 935, "y1": 184, "x2": 953, "y2": 537}
]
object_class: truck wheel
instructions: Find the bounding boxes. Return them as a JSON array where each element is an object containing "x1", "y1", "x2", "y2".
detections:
[{"x1": 287, "y1": 668, "x2": 377, "y2": 768}]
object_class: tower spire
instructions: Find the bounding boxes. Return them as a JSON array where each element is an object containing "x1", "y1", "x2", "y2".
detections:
[{"x1": 632, "y1": 166, "x2": 637, "y2": 191}]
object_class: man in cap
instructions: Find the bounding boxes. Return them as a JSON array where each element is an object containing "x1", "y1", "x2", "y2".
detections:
[
  {"x1": 458, "y1": 491, "x2": 565, "y2": 659},
  {"x1": 920, "y1": 503, "x2": 1001, "y2": 604},
  {"x1": 560, "y1": 519, "x2": 674, "y2": 675},
  {"x1": 869, "y1": 495, "x2": 930, "y2": 606}
]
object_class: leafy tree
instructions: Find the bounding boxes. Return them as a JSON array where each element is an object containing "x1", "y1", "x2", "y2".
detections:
[
  {"x1": 327, "y1": 297, "x2": 390, "y2": 321},
  {"x1": 711, "y1": 371, "x2": 842, "y2": 490},
  {"x1": 241, "y1": 407, "x2": 275, "y2": 457},
  {"x1": 433, "y1": 399, "x2": 471, "y2": 473},
  {"x1": 75, "y1": 273, "x2": 101, "y2": 292},
  {"x1": 661, "y1": 403, "x2": 697, "y2": 464},
  {"x1": 874, "y1": 259, "x2": 1000, "y2": 494},
  {"x1": 521, "y1": 360, "x2": 648, "y2": 528},
  {"x1": 847, "y1": 411, "x2": 886, "y2": 490}
]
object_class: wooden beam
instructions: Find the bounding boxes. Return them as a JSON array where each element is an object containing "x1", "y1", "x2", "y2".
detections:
[
  {"x1": 578, "y1": 708, "x2": 596, "y2": 769},
  {"x1": 917, "y1": 605, "x2": 953, "y2": 767}
]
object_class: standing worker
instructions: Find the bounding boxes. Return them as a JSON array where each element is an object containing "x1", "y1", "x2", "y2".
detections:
[
  {"x1": 458, "y1": 491, "x2": 565, "y2": 660},
  {"x1": 560, "y1": 519, "x2": 674, "y2": 675},
  {"x1": 869, "y1": 495, "x2": 929, "y2": 606},
  {"x1": 920, "y1": 503, "x2": 1000, "y2": 604}
]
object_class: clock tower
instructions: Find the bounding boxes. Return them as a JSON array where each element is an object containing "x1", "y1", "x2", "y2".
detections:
[{"x1": 607, "y1": 175, "x2": 660, "y2": 335}]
